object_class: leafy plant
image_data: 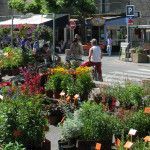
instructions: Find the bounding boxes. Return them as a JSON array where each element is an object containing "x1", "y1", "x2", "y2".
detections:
[
  {"x1": 78, "y1": 102, "x2": 123, "y2": 141},
  {"x1": 135, "y1": 46, "x2": 143, "y2": 54},
  {"x1": 59, "y1": 110, "x2": 83, "y2": 141},
  {"x1": 45, "y1": 73, "x2": 63, "y2": 92},
  {"x1": 0, "y1": 95, "x2": 47, "y2": 148},
  {"x1": 111, "y1": 83, "x2": 144, "y2": 109},
  {"x1": 125, "y1": 110, "x2": 150, "y2": 138},
  {"x1": 2, "y1": 141, "x2": 25, "y2": 150},
  {"x1": 76, "y1": 74, "x2": 95, "y2": 100},
  {"x1": 0, "y1": 47, "x2": 23, "y2": 69},
  {"x1": 61, "y1": 74, "x2": 74, "y2": 93}
]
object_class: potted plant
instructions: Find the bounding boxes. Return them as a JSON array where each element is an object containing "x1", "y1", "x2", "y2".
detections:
[
  {"x1": 132, "y1": 46, "x2": 148, "y2": 63},
  {"x1": 45, "y1": 73, "x2": 63, "y2": 98},
  {"x1": 1, "y1": 142, "x2": 25, "y2": 150},
  {"x1": 59, "y1": 110, "x2": 83, "y2": 150},
  {"x1": 113, "y1": 82, "x2": 144, "y2": 109},
  {"x1": 0, "y1": 47, "x2": 23, "y2": 76},
  {"x1": 76, "y1": 74, "x2": 95, "y2": 101},
  {"x1": 125, "y1": 110, "x2": 150, "y2": 138},
  {"x1": 0, "y1": 94, "x2": 49, "y2": 149}
]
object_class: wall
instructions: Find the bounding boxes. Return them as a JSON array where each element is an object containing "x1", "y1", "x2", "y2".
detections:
[{"x1": 0, "y1": 0, "x2": 11, "y2": 17}]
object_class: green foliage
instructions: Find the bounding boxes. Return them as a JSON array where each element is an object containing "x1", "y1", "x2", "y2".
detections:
[
  {"x1": 135, "y1": 46, "x2": 143, "y2": 54},
  {"x1": 125, "y1": 110, "x2": 150, "y2": 138},
  {"x1": 61, "y1": 101, "x2": 123, "y2": 142},
  {"x1": 110, "y1": 83, "x2": 144, "y2": 109},
  {"x1": 76, "y1": 74, "x2": 95, "y2": 99},
  {"x1": 2, "y1": 141, "x2": 25, "y2": 150},
  {"x1": 0, "y1": 95, "x2": 47, "y2": 147},
  {"x1": 0, "y1": 47, "x2": 23, "y2": 69},
  {"x1": 32, "y1": 25, "x2": 53, "y2": 42},
  {"x1": 9, "y1": 0, "x2": 96, "y2": 15},
  {"x1": 45, "y1": 73, "x2": 63, "y2": 92},
  {"x1": 60, "y1": 74, "x2": 77, "y2": 96},
  {"x1": 0, "y1": 28, "x2": 11, "y2": 39},
  {"x1": 59, "y1": 110, "x2": 83, "y2": 141},
  {"x1": 132, "y1": 139, "x2": 150, "y2": 150},
  {"x1": 24, "y1": 0, "x2": 42, "y2": 14},
  {"x1": 8, "y1": 0, "x2": 25, "y2": 13},
  {"x1": 8, "y1": 0, "x2": 43, "y2": 13},
  {"x1": 78, "y1": 102, "x2": 123, "y2": 141}
]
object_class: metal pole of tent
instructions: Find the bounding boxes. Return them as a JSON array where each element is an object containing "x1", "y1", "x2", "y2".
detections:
[
  {"x1": 53, "y1": 13, "x2": 55, "y2": 63},
  {"x1": 11, "y1": 15, "x2": 14, "y2": 47}
]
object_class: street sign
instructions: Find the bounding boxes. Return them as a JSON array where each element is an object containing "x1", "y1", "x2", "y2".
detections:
[
  {"x1": 126, "y1": 5, "x2": 135, "y2": 17},
  {"x1": 69, "y1": 21, "x2": 76, "y2": 30}
]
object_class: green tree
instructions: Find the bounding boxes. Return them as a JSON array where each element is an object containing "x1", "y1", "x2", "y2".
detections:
[{"x1": 9, "y1": 0, "x2": 96, "y2": 16}]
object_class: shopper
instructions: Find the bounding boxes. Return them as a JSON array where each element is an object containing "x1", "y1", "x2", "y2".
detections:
[
  {"x1": 80, "y1": 38, "x2": 103, "y2": 81},
  {"x1": 69, "y1": 38, "x2": 83, "y2": 61},
  {"x1": 106, "y1": 36, "x2": 112, "y2": 56}
]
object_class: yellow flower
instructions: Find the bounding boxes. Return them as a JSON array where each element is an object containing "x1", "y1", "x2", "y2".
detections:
[{"x1": 76, "y1": 66, "x2": 91, "y2": 74}]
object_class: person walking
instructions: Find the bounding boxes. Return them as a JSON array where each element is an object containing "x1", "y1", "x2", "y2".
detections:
[
  {"x1": 106, "y1": 36, "x2": 112, "y2": 56},
  {"x1": 81, "y1": 38, "x2": 103, "y2": 81}
]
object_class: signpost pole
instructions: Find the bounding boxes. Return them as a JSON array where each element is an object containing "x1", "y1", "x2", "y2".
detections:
[
  {"x1": 11, "y1": 15, "x2": 14, "y2": 47},
  {"x1": 127, "y1": 18, "x2": 129, "y2": 43}
]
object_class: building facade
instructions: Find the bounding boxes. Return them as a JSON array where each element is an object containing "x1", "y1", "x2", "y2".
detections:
[{"x1": 0, "y1": 0, "x2": 11, "y2": 17}]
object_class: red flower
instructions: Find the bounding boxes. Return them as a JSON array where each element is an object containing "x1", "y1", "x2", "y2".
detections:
[{"x1": 13, "y1": 129, "x2": 22, "y2": 138}]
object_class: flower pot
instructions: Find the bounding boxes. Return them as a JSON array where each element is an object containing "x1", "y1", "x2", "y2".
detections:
[
  {"x1": 48, "y1": 114, "x2": 63, "y2": 126},
  {"x1": 53, "y1": 91, "x2": 61, "y2": 99},
  {"x1": 76, "y1": 140, "x2": 95, "y2": 150},
  {"x1": 26, "y1": 139, "x2": 51, "y2": 150},
  {"x1": 58, "y1": 140, "x2": 69, "y2": 150},
  {"x1": 61, "y1": 144, "x2": 76, "y2": 150},
  {"x1": 11, "y1": 67, "x2": 20, "y2": 76},
  {"x1": 46, "y1": 90, "x2": 53, "y2": 98},
  {"x1": 41, "y1": 139, "x2": 51, "y2": 150},
  {"x1": 132, "y1": 53, "x2": 148, "y2": 63}
]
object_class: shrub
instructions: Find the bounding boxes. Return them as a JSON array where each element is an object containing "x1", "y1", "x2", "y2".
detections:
[
  {"x1": 125, "y1": 110, "x2": 150, "y2": 138},
  {"x1": 110, "y1": 83, "x2": 144, "y2": 109},
  {"x1": 2, "y1": 141, "x2": 25, "y2": 150},
  {"x1": 78, "y1": 102, "x2": 123, "y2": 142},
  {"x1": 0, "y1": 47, "x2": 23, "y2": 69},
  {"x1": 76, "y1": 74, "x2": 95, "y2": 100},
  {"x1": 0, "y1": 95, "x2": 47, "y2": 148},
  {"x1": 45, "y1": 73, "x2": 63, "y2": 92}
]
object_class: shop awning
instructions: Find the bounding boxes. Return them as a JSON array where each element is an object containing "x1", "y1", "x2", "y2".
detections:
[{"x1": 105, "y1": 17, "x2": 128, "y2": 26}]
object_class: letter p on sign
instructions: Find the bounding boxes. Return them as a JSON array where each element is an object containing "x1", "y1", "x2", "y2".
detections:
[{"x1": 126, "y1": 5, "x2": 135, "y2": 17}]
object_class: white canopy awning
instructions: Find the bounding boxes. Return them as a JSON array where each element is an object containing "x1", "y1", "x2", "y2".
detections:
[{"x1": 0, "y1": 14, "x2": 53, "y2": 26}]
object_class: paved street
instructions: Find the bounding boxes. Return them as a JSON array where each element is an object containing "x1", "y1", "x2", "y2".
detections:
[{"x1": 59, "y1": 54, "x2": 150, "y2": 85}]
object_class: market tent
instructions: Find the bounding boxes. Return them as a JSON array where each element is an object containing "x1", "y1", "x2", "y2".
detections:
[{"x1": 0, "y1": 14, "x2": 69, "y2": 27}]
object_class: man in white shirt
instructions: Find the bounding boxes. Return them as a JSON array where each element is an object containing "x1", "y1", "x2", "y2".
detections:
[{"x1": 81, "y1": 38, "x2": 103, "y2": 81}]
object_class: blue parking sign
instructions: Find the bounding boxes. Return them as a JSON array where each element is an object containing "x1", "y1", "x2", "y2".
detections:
[{"x1": 126, "y1": 5, "x2": 135, "y2": 17}]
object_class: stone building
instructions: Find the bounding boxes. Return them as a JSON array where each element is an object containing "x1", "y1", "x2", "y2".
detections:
[{"x1": 0, "y1": 0, "x2": 11, "y2": 18}]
